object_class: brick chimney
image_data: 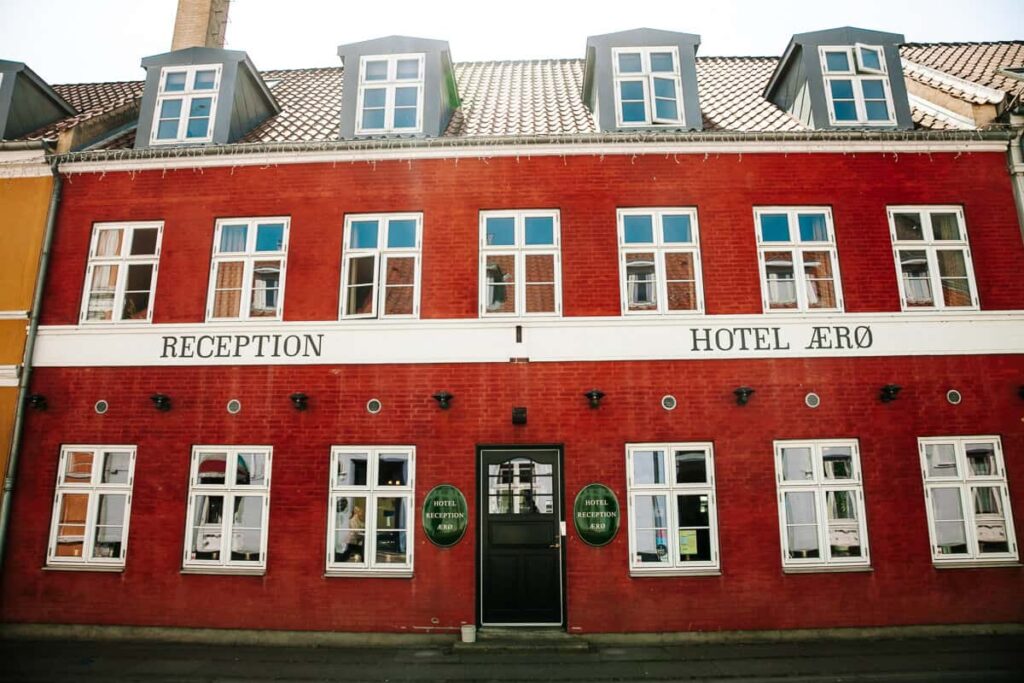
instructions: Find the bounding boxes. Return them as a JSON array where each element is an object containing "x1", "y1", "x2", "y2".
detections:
[{"x1": 171, "y1": 0, "x2": 230, "y2": 51}]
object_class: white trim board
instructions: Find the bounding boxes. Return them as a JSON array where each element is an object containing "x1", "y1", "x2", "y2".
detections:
[
  {"x1": 31, "y1": 312, "x2": 1024, "y2": 367},
  {"x1": 0, "y1": 311, "x2": 29, "y2": 320},
  {"x1": 56, "y1": 139, "x2": 1011, "y2": 175},
  {"x1": 0, "y1": 365, "x2": 20, "y2": 387}
]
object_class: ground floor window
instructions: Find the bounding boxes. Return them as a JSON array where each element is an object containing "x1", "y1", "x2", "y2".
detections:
[
  {"x1": 626, "y1": 442, "x2": 719, "y2": 575},
  {"x1": 327, "y1": 446, "x2": 415, "y2": 576}
]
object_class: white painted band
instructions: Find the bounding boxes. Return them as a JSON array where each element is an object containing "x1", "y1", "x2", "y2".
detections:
[{"x1": 0, "y1": 365, "x2": 20, "y2": 386}]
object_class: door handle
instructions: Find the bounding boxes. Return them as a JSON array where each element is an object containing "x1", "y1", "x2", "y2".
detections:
[{"x1": 549, "y1": 541, "x2": 561, "y2": 549}]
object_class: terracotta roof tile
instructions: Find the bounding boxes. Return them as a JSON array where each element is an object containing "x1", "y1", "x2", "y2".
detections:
[
  {"x1": 900, "y1": 42, "x2": 1024, "y2": 104},
  {"x1": 21, "y1": 80, "x2": 144, "y2": 141}
]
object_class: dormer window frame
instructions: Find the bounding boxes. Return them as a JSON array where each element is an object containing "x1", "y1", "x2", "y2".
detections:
[
  {"x1": 151, "y1": 63, "x2": 222, "y2": 145},
  {"x1": 819, "y1": 45, "x2": 895, "y2": 127},
  {"x1": 354, "y1": 53, "x2": 426, "y2": 136},
  {"x1": 611, "y1": 46, "x2": 685, "y2": 128}
]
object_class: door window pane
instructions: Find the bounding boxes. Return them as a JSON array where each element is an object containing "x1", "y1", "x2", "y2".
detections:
[{"x1": 632, "y1": 449, "x2": 666, "y2": 485}]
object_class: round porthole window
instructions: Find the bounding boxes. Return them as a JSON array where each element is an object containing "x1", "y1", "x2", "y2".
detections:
[
  {"x1": 946, "y1": 389, "x2": 962, "y2": 405},
  {"x1": 367, "y1": 398, "x2": 383, "y2": 414},
  {"x1": 805, "y1": 392, "x2": 821, "y2": 408},
  {"x1": 94, "y1": 400, "x2": 109, "y2": 415},
  {"x1": 227, "y1": 399, "x2": 242, "y2": 414},
  {"x1": 661, "y1": 395, "x2": 677, "y2": 411}
]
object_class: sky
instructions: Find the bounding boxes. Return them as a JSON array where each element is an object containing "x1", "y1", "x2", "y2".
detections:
[{"x1": 1, "y1": 0, "x2": 1022, "y2": 84}]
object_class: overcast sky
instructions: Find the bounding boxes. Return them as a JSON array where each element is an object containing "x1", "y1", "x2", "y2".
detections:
[{"x1": 1, "y1": 0, "x2": 1022, "y2": 84}]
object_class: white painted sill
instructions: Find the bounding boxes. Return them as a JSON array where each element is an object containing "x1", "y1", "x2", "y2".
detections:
[
  {"x1": 43, "y1": 564, "x2": 124, "y2": 573},
  {"x1": 324, "y1": 570, "x2": 414, "y2": 579},
  {"x1": 630, "y1": 569, "x2": 722, "y2": 578},
  {"x1": 180, "y1": 567, "x2": 266, "y2": 577},
  {"x1": 783, "y1": 565, "x2": 873, "y2": 574},
  {"x1": 934, "y1": 561, "x2": 1022, "y2": 570}
]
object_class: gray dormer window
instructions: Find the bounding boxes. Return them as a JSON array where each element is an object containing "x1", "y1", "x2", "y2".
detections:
[
  {"x1": 356, "y1": 53, "x2": 425, "y2": 134},
  {"x1": 612, "y1": 47, "x2": 683, "y2": 126},
  {"x1": 819, "y1": 44, "x2": 894, "y2": 125},
  {"x1": 152, "y1": 64, "x2": 222, "y2": 143}
]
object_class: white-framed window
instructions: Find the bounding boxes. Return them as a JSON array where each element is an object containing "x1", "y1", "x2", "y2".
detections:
[
  {"x1": 206, "y1": 217, "x2": 289, "y2": 320},
  {"x1": 626, "y1": 443, "x2": 719, "y2": 575},
  {"x1": 80, "y1": 222, "x2": 163, "y2": 323},
  {"x1": 617, "y1": 208, "x2": 703, "y2": 314},
  {"x1": 479, "y1": 210, "x2": 561, "y2": 316},
  {"x1": 819, "y1": 45, "x2": 895, "y2": 126},
  {"x1": 355, "y1": 53, "x2": 425, "y2": 135},
  {"x1": 919, "y1": 436, "x2": 1018, "y2": 566},
  {"x1": 774, "y1": 440, "x2": 870, "y2": 571},
  {"x1": 183, "y1": 446, "x2": 272, "y2": 573},
  {"x1": 754, "y1": 208, "x2": 843, "y2": 312},
  {"x1": 612, "y1": 47, "x2": 684, "y2": 126},
  {"x1": 327, "y1": 447, "x2": 415, "y2": 576},
  {"x1": 887, "y1": 206, "x2": 978, "y2": 310},
  {"x1": 47, "y1": 445, "x2": 136, "y2": 569},
  {"x1": 341, "y1": 213, "x2": 422, "y2": 319},
  {"x1": 151, "y1": 64, "x2": 221, "y2": 144}
]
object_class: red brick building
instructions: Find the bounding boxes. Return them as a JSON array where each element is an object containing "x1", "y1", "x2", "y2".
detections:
[{"x1": 1, "y1": 19, "x2": 1023, "y2": 636}]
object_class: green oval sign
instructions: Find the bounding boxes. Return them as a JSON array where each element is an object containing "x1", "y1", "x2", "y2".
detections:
[
  {"x1": 573, "y1": 483, "x2": 620, "y2": 547},
  {"x1": 422, "y1": 484, "x2": 468, "y2": 547}
]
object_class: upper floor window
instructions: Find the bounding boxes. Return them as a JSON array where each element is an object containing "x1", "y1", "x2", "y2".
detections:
[
  {"x1": 81, "y1": 222, "x2": 162, "y2": 323},
  {"x1": 341, "y1": 213, "x2": 422, "y2": 319},
  {"x1": 612, "y1": 47, "x2": 683, "y2": 126},
  {"x1": 888, "y1": 207, "x2": 977, "y2": 310},
  {"x1": 152, "y1": 65, "x2": 220, "y2": 144},
  {"x1": 479, "y1": 210, "x2": 561, "y2": 316},
  {"x1": 47, "y1": 445, "x2": 136, "y2": 570},
  {"x1": 618, "y1": 208, "x2": 703, "y2": 314},
  {"x1": 356, "y1": 54, "x2": 424, "y2": 135},
  {"x1": 754, "y1": 208, "x2": 843, "y2": 312},
  {"x1": 820, "y1": 45, "x2": 894, "y2": 125},
  {"x1": 207, "y1": 218, "x2": 289, "y2": 321},
  {"x1": 920, "y1": 437, "x2": 1018, "y2": 565}
]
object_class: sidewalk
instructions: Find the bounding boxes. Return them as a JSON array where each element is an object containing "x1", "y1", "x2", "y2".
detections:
[{"x1": 2, "y1": 633, "x2": 1022, "y2": 681}]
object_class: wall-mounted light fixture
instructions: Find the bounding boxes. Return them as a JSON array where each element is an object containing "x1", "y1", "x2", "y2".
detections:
[
  {"x1": 512, "y1": 407, "x2": 527, "y2": 425},
  {"x1": 290, "y1": 392, "x2": 309, "y2": 411},
  {"x1": 880, "y1": 384, "x2": 902, "y2": 403},
  {"x1": 1018, "y1": 385, "x2": 1024, "y2": 401},
  {"x1": 27, "y1": 393, "x2": 47, "y2": 411},
  {"x1": 733, "y1": 386, "x2": 755, "y2": 406},
  {"x1": 584, "y1": 389, "x2": 605, "y2": 409},
  {"x1": 150, "y1": 393, "x2": 171, "y2": 411},
  {"x1": 432, "y1": 391, "x2": 453, "y2": 410}
]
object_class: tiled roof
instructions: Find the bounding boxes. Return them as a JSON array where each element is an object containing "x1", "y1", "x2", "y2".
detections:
[{"x1": 15, "y1": 41, "x2": 1022, "y2": 149}]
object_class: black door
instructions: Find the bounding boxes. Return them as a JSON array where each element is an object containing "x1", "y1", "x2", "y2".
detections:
[{"x1": 479, "y1": 448, "x2": 563, "y2": 626}]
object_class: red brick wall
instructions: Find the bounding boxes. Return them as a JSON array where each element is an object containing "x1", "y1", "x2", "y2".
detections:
[
  {"x1": 3, "y1": 356, "x2": 1023, "y2": 633},
  {"x1": 39, "y1": 150, "x2": 1024, "y2": 325}
]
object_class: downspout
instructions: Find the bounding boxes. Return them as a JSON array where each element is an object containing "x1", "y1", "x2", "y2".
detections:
[
  {"x1": 1008, "y1": 111, "x2": 1024, "y2": 243},
  {"x1": 0, "y1": 156, "x2": 63, "y2": 569}
]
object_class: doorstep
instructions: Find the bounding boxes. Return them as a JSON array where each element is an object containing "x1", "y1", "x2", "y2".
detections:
[{"x1": 453, "y1": 627, "x2": 590, "y2": 652}]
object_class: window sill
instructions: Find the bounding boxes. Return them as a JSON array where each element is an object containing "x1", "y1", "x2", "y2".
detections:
[
  {"x1": 934, "y1": 561, "x2": 1022, "y2": 570},
  {"x1": 180, "y1": 567, "x2": 266, "y2": 576},
  {"x1": 630, "y1": 569, "x2": 721, "y2": 578},
  {"x1": 43, "y1": 564, "x2": 124, "y2": 573},
  {"x1": 783, "y1": 565, "x2": 873, "y2": 574},
  {"x1": 324, "y1": 570, "x2": 414, "y2": 579}
]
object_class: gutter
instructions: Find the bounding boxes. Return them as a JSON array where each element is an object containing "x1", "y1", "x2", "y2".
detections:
[
  {"x1": 0, "y1": 140, "x2": 51, "y2": 151},
  {"x1": 0, "y1": 155, "x2": 62, "y2": 569}
]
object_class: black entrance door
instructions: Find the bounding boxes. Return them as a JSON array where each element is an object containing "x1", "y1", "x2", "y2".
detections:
[{"x1": 479, "y1": 448, "x2": 563, "y2": 626}]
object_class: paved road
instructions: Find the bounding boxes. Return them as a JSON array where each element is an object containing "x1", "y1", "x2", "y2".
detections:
[{"x1": 2, "y1": 634, "x2": 1022, "y2": 681}]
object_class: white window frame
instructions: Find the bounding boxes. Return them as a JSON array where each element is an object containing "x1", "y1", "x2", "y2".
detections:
[
  {"x1": 819, "y1": 45, "x2": 896, "y2": 126},
  {"x1": 205, "y1": 217, "x2": 290, "y2": 321},
  {"x1": 182, "y1": 446, "x2": 272, "y2": 574},
  {"x1": 774, "y1": 439, "x2": 871, "y2": 572},
  {"x1": 355, "y1": 53, "x2": 425, "y2": 135},
  {"x1": 79, "y1": 221, "x2": 163, "y2": 324},
  {"x1": 151, "y1": 64, "x2": 222, "y2": 144},
  {"x1": 46, "y1": 445, "x2": 136, "y2": 570},
  {"x1": 753, "y1": 207, "x2": 844, "y2": 313},
  {"x1": 340, "y1": 213, "x2": 422, "y2": 320},
  {"x1": 327, "y1": 446, "x2": 415, "y2": 577},
  {"x1": 611, "y1": 47, "x2": 684, "y2": 127},
  {"x1": 919, "y1": 436, "x2": 1019, "y2": 567},
  {"x1": 626, "y1": 442, "x2": 720, "y2": 576},
  {"x1": 478, "y1": 210, "x2": 562, "y2": 317},
  {"x1": 887, "y1": 206, "x2": 978, "y2": 311},
  {"x1": 617, "y1": 207, "x2": 704, "y2": 315}
]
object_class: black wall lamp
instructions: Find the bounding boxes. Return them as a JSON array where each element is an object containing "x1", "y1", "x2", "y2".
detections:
[
  {"x1": 1018, "y1": 385, "x2": 1024, "y2": 401},
  {"x1": 27, "y1": 393, "x2": 47, "y2": 411},
  {"x1": 880, "y1": 384, "x2": 902, "y2": 403},
  {"x1": 733, "y1": 386, "x2": 755, "y2": 406},
  {"x1": 584, "y1": 389, "x2": 605, "y2": 409},
  {"x1": 290, "y1": 392, "x2": 309, "y2": 411},
  {"x1": 512, "y1": 407, "x2": 527, "y2": 425},
  {"x1": 150, "y1": 393, "x2": 171, "y2": 411},
  {"x1": 432, "y1": 391, "x2": 453, "y2": 410}
]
